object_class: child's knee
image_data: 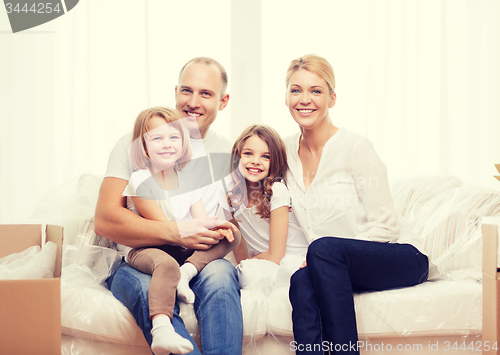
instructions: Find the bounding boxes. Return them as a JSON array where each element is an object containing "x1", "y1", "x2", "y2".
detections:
[{"x1": 154, "y1": 257, "x2": 181, "y2": 281}]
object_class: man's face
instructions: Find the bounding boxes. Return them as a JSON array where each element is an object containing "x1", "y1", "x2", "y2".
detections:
[{"x1": 175, "y1": 62, "x2": 229, "y2": 138}]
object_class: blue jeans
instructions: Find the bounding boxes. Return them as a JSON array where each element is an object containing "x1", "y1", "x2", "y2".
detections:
[
  {"x1": 289, "y1": 237, "x2": 428, "y2": 355},
  {"x1": 107, "y1": 259, "x2": 243, "y2": 355}
]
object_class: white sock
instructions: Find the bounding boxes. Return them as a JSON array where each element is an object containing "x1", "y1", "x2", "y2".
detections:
[
  {"x1": 177, "y1": 263, "x2": 198, "y2": 304},
  {"x1": 151, "y1": 315, "x2": 193, "y2": 355}
]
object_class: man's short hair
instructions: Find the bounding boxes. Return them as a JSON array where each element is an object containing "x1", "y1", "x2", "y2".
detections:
[{"x1": 178, "y1": 57, "x2": 228, "y2": 99}]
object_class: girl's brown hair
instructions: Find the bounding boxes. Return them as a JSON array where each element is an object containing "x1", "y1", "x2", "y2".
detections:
[
  {"x1": 228, "y1": 125, "x2": 288, "y2": 218},
  {"x1": 130, "y1": 107, "x2": 191, "y2": 171}
]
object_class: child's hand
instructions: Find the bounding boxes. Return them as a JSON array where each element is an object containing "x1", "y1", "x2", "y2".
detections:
[
  {"x1": 212, "y1": 221, "x2": 238, "y2": 243},
  {"x1": 218, "y1": 228, "x2": 234, "y2": 243}
]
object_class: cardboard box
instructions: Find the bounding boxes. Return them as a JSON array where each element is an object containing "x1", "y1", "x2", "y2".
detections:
[
  {"x1": 0, "y1": 225, "x2": 63, "y2": 355},
  {"x1": 483, "y1": 222, "x2": 500, "y2": 354}
]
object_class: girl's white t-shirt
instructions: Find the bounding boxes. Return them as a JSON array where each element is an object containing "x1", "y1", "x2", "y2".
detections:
[
  {"x1": 124, "y1": 168, "x2": 204, "y2": 223},
  {"x1": 118, "y1": 168, "x2": 204, "y2": 261},
  {"x1": 234, "y1": 181, "x2": 309, "y2": 258},
  {"x1": 107, "y1": 129, "x2": 232, "y2": 261}
]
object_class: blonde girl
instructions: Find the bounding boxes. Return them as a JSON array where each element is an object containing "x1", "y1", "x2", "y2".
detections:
[
  {"x1": 227, "y1": 125, "x2": 308, "y2": 287},
  {"x1": 122, "y1": 107, "x2": 239, "y2": 355}
]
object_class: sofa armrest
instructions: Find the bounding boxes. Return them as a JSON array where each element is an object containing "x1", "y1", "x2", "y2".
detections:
[{"x1": 482, "y1": 220, "x2": 500, "y2": 353}]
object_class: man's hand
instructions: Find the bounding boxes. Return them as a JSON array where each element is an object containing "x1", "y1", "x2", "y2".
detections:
[{"x1": 176, "y1": 218, "x2": 237, "y2": 250}]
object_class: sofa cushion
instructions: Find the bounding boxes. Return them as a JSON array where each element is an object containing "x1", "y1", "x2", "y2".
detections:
[{"x1": 267, "y1": 278, "x2": 482, "y2": 338}]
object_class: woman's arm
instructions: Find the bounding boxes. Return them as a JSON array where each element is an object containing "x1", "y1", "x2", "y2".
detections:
[
  {"x1": 352, "y1": 139, "x2": 400, "y2": 242},
  {"x1": 251, "y1": 205, "x2": 289, "y2": 265}
]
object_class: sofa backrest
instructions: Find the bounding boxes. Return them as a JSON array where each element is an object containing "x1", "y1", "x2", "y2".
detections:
[{"x1": 392, "y1": 175, "x2": 500, "y2": 277}]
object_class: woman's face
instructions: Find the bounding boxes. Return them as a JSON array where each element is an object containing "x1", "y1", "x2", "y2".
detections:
[
  {"x1": 144, "y1": 116, "x2": 183, "y2": 172},
  {"x1": 286, "y1": 69, "x2": 336, "y2": 130}
]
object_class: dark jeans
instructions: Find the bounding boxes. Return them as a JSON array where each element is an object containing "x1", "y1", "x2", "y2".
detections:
[{"x1": 289, "y1": 237, "x2": 428, "y2": 355}]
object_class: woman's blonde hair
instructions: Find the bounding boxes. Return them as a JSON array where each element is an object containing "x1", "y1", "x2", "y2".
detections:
[
  {"x1": 285, "y1": 54, "x2": 336, "y2": 95},
  {"x1": 130, "y1": 107, "x2": 192, "y2": 171},
  {"x1": 228, "y1": 125, "x2": 288, "y2": 219}
]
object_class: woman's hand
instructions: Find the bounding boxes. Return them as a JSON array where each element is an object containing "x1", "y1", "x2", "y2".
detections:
[{"x1": 300, "y1": 260, "x2": 307, "y2": 268}]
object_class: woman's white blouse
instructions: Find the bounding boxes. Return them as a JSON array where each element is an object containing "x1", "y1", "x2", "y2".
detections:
[{"x1": 285, "y1": 127, "x2": 423, "y2": 252}]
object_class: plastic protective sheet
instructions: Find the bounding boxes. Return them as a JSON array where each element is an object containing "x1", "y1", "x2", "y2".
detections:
[
  {"x1": 239, "y1": 256, "x2": 303, "y2": 354},
  {"x1": 391, "y1": 175, "x2": 500, "y2": 278},
  {"x1": 0, "y1": 241, "x2": 57, "y2": 279},
  {"x1": 60, "y1": 244, "x2": 151, "y2": 353},
  {"x1": 36, "y1": 174, "x2": 500, "y2": 354},
  {"x1": 31, "y1": 174, "x2": 102, "y2": 245}
]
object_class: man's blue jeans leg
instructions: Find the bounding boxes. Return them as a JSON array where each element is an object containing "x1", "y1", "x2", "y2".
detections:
[
  {"x1": 190, "y1": 259, "x2": 243, "y2": 355},
  {"x1": 107, "y1": 259, "x2": 243, "y2": 355}
]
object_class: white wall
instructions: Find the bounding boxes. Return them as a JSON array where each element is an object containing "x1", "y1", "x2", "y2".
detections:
[{"x1": 1, "y1": 0, "x2": 499, "y2": 223}]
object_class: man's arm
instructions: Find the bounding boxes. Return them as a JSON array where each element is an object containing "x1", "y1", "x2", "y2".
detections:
[{"x1": 94, "y1": 177, "x2": 228, "y2": 249}]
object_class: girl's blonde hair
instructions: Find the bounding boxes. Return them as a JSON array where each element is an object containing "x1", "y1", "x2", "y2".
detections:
[
  {"x1": 285, "y1": 54, "x2": 336, "y2": 95},
  {"x1": 228, "y1": 125, "x2": 288, "y2": 219},
  {"x1": 130, "y1": 107, "x2": 192, "y2": 171}
]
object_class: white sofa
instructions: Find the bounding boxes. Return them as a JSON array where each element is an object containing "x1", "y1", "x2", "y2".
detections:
[{"x1": 31, "y1": 174, "x2": 500, "y2": 354}]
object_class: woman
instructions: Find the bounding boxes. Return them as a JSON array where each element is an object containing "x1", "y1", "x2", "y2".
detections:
[{"x1": 285, "y1": 54, "x2": 429, "y2": 355}]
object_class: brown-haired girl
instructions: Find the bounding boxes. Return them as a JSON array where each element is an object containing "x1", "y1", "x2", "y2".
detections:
[
  {"x1": 121, "y1": 106, "x2": 239, "y2": 355},
  {"x1": 227, "y1": 125, "x2": 308, "y2": 288}
]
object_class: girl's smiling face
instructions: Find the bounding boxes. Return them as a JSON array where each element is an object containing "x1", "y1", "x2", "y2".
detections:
[
  {"x1": 286, "y1": 69, "x2": 336, "y2": 130},
  {"x1": 239, "y1": 135, "x2": 271, "y2": 185},
  {"x1": 145, "y1": 116, "x2": 183, "y2": 172}
]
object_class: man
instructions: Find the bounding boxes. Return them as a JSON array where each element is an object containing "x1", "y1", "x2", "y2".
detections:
[{"x1": 94, "y1": 57, "x2": 243, "y2": 355}]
